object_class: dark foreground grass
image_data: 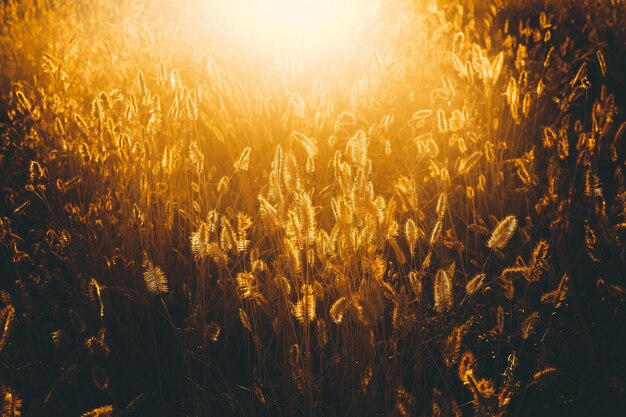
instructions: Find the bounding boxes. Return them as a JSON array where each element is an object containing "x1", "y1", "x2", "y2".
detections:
[{"x1": 0, "y1": 1, "x2": 625, "y2": 416}]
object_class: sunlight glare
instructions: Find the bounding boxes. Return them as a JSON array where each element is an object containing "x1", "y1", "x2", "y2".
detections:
[{"x1": 215, "y1": 0, "x2": 379, "y2": 53}]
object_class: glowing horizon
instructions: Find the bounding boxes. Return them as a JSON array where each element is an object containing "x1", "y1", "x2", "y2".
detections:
[{"x1": 210, "y1": 0, "x2": 380, "y2": 54}]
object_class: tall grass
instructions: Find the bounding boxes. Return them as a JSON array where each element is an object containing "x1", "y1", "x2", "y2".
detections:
[{"x1": 0, "y1": 0, "x2": 625, "y2": 416}]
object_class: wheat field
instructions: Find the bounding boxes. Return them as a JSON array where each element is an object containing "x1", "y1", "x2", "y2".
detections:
[{"x1": 0, "y1": 0, "x2": 625, "y2": 416}]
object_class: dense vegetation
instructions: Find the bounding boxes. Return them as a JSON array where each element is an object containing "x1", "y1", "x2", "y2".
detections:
[{"x1": 1, "y1": 0, "x2": 625, "y2": 416}]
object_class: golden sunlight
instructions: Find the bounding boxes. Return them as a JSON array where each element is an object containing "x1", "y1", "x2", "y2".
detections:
[
  {"x1": 2, "y1": 0, "x2": 625, "y2": 416},
  {"x1": 213, "y1": 0, "x2": 380, "y2": 52}
]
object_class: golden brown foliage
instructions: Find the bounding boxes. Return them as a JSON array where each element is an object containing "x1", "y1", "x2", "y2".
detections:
[{"x1": 487, "y1": 215, "x2": 518, "y2": 250}]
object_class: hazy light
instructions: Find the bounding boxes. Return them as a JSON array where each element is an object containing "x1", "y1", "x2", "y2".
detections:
[{"x1": 213, "y1": 0, "x2": 379, "y2": 53}]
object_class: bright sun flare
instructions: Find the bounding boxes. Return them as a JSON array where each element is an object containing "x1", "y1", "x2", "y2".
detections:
[{"x1": 214, "y1": 0, "x2": 379, "y2": 52}]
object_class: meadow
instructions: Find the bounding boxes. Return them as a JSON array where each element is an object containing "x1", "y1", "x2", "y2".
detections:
[{"x1": 0, "y1": 0, "x2": 625, "y2": 416}]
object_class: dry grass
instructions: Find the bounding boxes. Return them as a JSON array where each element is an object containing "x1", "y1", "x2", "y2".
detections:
[{"x1": 0, "y1": 0, "x2": 625, "y2": 416}]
